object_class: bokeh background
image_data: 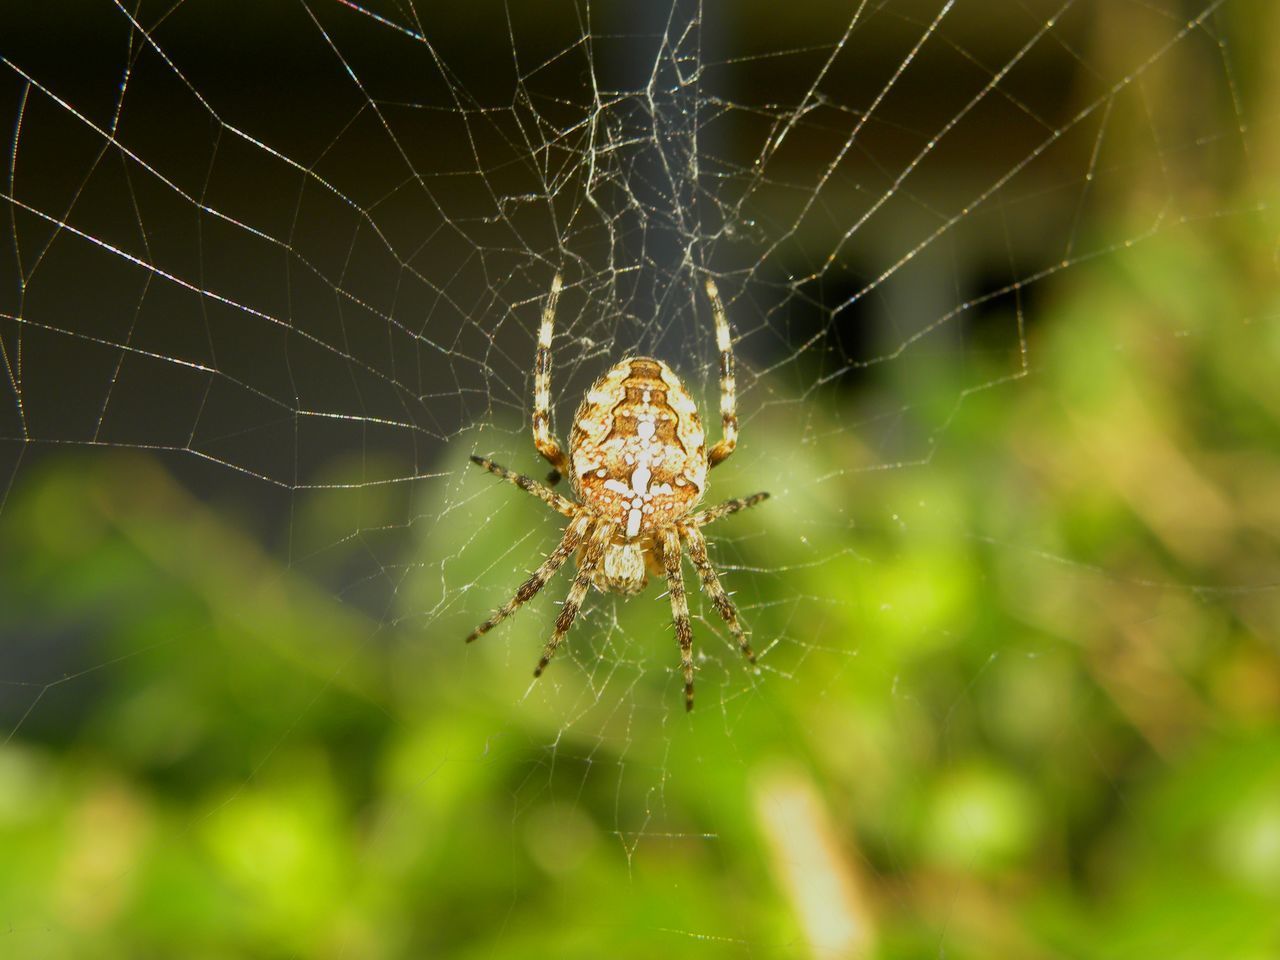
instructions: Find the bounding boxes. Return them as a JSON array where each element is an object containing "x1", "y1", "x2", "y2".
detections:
[{"x1": 2, "y1": 2, "x2": 1279, "y2": 958}]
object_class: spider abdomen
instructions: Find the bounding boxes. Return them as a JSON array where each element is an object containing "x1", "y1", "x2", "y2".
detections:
[{"x1": 569, "y1": 357, "x2": 708, "y2": 541}]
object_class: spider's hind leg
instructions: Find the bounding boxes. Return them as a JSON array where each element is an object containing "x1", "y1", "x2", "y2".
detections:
[
  {"x1": 465, "y1": 513, "x2": 592, "y2": 643},
  {"x1": 533, "y1": 521, "x2": 616, "y2": 677},
  {"x1": 660, "y1": 528, "x2": 698, "y2": 711},
  {"x1": 680, "y1": 523, "x2": 757, "y2": 665}
]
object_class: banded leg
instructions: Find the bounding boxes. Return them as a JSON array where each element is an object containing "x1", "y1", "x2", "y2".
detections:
[
  {"x1": 680, "y1": 524, "x2": 756, "y2": 664},
  {"x1": 469, "y1": 455, "x2": 576, "y2": 518},
  {"x1": 465, "y1": 514, "x2": 592, "y2": 643},
  {"x1": 703, "y1": 277, "x2": 738, "y2": 468},
  {"x1": 534, "y1": 521, "x2": 616, "y2": 677},
  {"x1": 688, "y1": 491, "x2": 770, "y2": 528},
  {"x1": 660, "y1": 528, "x2": 697, "y2": 711},
  {"x1": 533, "y1": 273, "x2": 570, "y2": 484}
]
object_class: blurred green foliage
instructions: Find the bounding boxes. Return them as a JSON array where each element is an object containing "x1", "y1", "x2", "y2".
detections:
[{"x1": 3, "y1": 197, "x2": 1278, "y2": 959}]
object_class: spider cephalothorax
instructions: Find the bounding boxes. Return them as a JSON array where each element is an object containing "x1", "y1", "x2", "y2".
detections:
[{"x1": 467, "y1": 274, "x2": 768, "y2": 710}]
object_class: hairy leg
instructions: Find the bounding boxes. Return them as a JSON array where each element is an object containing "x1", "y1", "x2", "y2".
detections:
[
  {"x1": 687, "y1": 491, "x2": 769, "y2": 528},
  {"x1": 468, "y1": 455, "x2": 576, "y2": 517},
  {"x1": 533, "y1": 521, "x2": 616, "y2": 677},
  {"x1": 681, "y1": 523, "x2": 756, "y2": 664},
  {"x1": 660, "y1": 528, "x2": 697, "y2": 711},
  {"x1": 465, "y1": 513, "x2": 593, "y2": 642}
]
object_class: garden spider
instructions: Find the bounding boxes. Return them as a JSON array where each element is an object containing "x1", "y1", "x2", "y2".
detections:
[{"x1": 467, "y1": 274, "x2": 768, "y2": 710}]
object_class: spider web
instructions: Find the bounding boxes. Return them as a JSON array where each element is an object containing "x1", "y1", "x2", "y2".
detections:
[{"x1": 1, "y1": 0, "x2": 1276, "y2": 954}]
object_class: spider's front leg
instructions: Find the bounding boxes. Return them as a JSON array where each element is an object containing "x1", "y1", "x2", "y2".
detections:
[
  {"x1": 532, "y1": 273, "x2": 571, "y2": 485},
  {"x1": 703, "y1": 277, "x2": 739, "y2": 469}
]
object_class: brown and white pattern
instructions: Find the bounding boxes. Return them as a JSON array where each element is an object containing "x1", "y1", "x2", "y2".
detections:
[{"x1": 467, "y1": 273, "x2": 768, "y2": 710}]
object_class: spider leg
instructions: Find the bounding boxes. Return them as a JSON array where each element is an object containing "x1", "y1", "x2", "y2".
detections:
[
  {"x1": 465, "y1": 514, "x2": 593, "y2": 643},
  {"x1": 660, "y1": 528, "x2": 697, "y2": 711},
  {"x1": 688, "y1": 491, "x2": 770, "y2": 528},
  {"x1": 680, "y1": 523, "x2": 756, "y2": 664},
  {"x1": 532, "y1": 273, "x2": 571, "y2": 485},
  {"x1": 468, "y1": 455, "x2": 577, "y2": 518},
  {"x1": 703, "y1": 277, "x2": 738, "y2": 469},
  {"x1": 533, "y1": 521, "x2": 616, "y2": 677}
]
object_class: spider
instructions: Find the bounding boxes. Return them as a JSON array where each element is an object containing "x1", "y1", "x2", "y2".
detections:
[{"x1": 467, "y1": 273, "x2": 769, "y2": 711}]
